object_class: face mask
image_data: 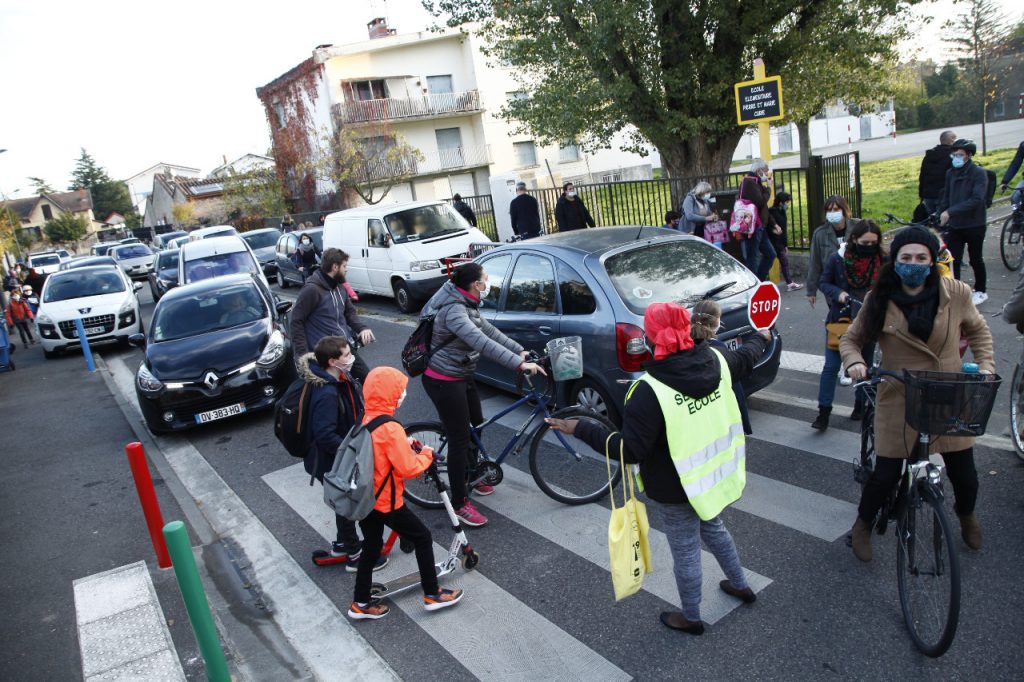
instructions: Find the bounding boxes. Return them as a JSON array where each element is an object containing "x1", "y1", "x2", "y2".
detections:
[
  {"x1": 951, "y1": 155, "x2": 966, "y2": 169},
  {"x1": 397, "y1": 390, "x2": 407, "y2": 408},
  {"x1": 566, "y1": 191, "x2": 576, "y2": 198},
  {"x1": 301, "y1": 239, "x2": 310, "y2": 245},
  {"x1": 894, "y1": 261, "x2": 931, "y2": 288},
  {"x1": 333, "y1": 354, "x2": 355, "y2": 373},
  {"x1": 826, "y1": 211, "x2": 844, "y2": 225},
  {"x1": 477, "y1": 279, "x2": 489, "y2": 293},
  {"x1": 701, "y1": 193, "x2": 711, "y2": 201},
  {"x1": 12, "y1": 295, "x2": 20, "y2": 302},
  {"x1": 759, "y1": 174, "x2": 769, "y2": 183},
  {"x1": 854, "y1": 243, "x2": 880, "y2": 257}
]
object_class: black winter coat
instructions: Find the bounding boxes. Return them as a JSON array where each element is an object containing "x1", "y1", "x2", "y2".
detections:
[
  {"x1": 509, "y1": 194, "x2": 542, "y2": 237},
  {"x1": 938, "y1": 161, "x2": 988, "y2": 230},
  {"x1": 554, "y1": 195, "x2": 595, "y2": 232},
  {"x1": 918, "y1": 144, "x2": 953, "y2": 200}
]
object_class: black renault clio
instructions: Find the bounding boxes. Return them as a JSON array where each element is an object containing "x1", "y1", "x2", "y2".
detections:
[{"x1": 132, "y1": 273, "x2": 294, "y2": 433}]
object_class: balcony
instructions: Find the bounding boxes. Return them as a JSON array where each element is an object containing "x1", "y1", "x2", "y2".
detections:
[
  {"x1": 333, "y1": 90, "x2": 482, "y2": 125},
  {"x1": 362, "y1": 145, "x2": 491, "y2": 181}
]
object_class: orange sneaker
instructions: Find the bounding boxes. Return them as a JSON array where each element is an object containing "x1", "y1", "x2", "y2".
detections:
[
  {"x1": 348, "y1": 599, "x2": 390, "y2": 620},
  {"x1": 423, "y1": 588, "x2": 464, "y2": 612}
]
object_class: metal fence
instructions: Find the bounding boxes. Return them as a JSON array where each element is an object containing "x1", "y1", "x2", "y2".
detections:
[{"x1": 449, "y1": 194, "x2": 497, "y2": 241}]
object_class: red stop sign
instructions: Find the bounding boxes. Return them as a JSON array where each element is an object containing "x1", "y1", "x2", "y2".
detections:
[{"x1": 748, "y1": 281, "x2": 781, "y2": 330}]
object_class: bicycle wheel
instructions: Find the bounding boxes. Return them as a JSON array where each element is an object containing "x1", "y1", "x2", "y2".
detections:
[
  {"x1": 1000, "y1": 213, "x2": 1024, "y2": 271},
  {"x1": 529, "y1": 407, "x2": 621, "y2": 505},
  {"x1": 896, "y1": 483, "x2": 961, "y2": 658},
  {"x1": 1010, "y1": 364, "x2": 1024, "y2": 461},
  {"x1": 402, "y1": 422, "x2": 448, "y2": 510},
  {"x1": 855, "y1": 404, "x2": 876, "y2": 486}
]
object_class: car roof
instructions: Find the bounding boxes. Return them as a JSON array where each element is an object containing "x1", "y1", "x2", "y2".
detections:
[
  {"x1": 29, "y1": 250, "x2": 59, "y2": 257},
  {"x1": 491, "y1": 226, "x2": 684, "y2": 257},
  {"x1": 242, "y1": 228, "x2": 281, "y2": 236},
  {"x1": 160, "y1": 273, "x2": 256, "y2": 302},
  {"x1": 190, "y1": 225, "x2": 237, "y2": 236},
  {"x1": 179, "y1": 235, "x2": 247, "y2": 258},
  {"x1": 328, "y1": 200, "x2": 446, "y2": 219},
  {"x1": 111, "y1": 243, "x2": 151, "y2": 254},
  {"x1": 287, "y1": 227, "x2": 323, "y2": 235},
  {"x1": 49, "y1": 264, "x2": 125, "y2": 277},
  {"x1": 66, "y1": 256, "x2": 118, "y2": 268}
]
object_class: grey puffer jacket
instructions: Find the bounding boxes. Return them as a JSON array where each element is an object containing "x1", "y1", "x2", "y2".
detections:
[{"x1": 422, "y1": 281, "x2": 524, "y2": 379}]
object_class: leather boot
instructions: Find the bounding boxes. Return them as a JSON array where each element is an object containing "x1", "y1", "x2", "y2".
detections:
[
  {"x1": 958, "y1": 513, "x2": 983, "y2": 550},
  {"x1": 811, "y1": 406, "x2": 832, "y2": 431},
  {"x1": 851, "y1": 518, "x2": 873, "y2": 562}
]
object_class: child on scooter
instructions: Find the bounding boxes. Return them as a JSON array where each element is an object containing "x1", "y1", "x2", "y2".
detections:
[{"x1": 349, "y1": 366, "x2": 465, "y2": 620}]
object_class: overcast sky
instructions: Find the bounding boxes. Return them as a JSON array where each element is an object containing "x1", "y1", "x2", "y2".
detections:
[{"x1": 0, "y1": 0, "x2": 1020, "y2": 202}]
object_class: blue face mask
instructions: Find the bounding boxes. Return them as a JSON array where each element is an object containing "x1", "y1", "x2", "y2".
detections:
[
  {"x1": 951, "y1": 155, "x2": 966, "y2": 169},
  {"x1": 894, "y1": 261, "x2": 931, "y2": 287}
]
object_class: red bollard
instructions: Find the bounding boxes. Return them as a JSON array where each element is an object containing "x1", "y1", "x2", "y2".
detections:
[{"x1": 125, "y1": 442, "x2": 172, "y2": 568}]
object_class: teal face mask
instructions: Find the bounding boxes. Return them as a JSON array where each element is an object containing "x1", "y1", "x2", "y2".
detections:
[{"x1": 951, "y1": 155, "x2": 966, "y2": 169}]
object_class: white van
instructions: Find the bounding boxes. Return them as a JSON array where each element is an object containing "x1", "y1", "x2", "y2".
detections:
[
  {"x1": 322, "y1": 201, "x2": 491, "y2": 312},
  {"x1": 187, "y1": 225, "x2": 239, "y2": 242},
  {"x1": 177, "y1": 236, "x2": 269, "y2": 288}
]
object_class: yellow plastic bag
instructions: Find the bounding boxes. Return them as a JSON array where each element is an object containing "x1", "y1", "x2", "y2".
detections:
[{"x1": 606, "y1": 435, "x2": 652, "y2": 601}]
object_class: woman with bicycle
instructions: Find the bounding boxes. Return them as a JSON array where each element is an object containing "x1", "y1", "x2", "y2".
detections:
[
  {"x1": 842, "y1": 226, "x2": 994, "y2": 562},
  {"x1": 420, "y1": 262, "x2": 546, "y2": 527},
  {"x1": 811, "y1": 220, "x2": 885, "y2": 430}
]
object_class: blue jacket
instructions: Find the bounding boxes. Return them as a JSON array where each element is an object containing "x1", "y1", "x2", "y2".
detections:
[
  {"x1": 298, "y1": 353, "x2": 363, "y2": 482},
  {"x1": 937, "y1": 161, "x2": 988, "y2": 230}
]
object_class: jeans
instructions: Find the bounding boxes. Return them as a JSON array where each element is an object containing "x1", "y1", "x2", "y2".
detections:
[
  {"x1": 354, "y1": 505, "x2": 438, "y2": 603},
  {"x1": 944, "y1": 226, "x2": 987, "y2": 293},
  {"x1": 656, "y1": 502, "x2": 748, "y2": 621},
  {"x1": 422, "y1": 375, "x2": 484, "y2": 509},
  {"x1": 742, "y1": 229, "x2": 777, "y2": 280},
  {"x1": 818, "y1": 336, "x2": 875, "y2": 408},
  {"x1": 773, "y1": 245, "x2": 793, "y2": 284},
  {"x1": 857, "y1": 448, "x2": 978, "y2": 523}
]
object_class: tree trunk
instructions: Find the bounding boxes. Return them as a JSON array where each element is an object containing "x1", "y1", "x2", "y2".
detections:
[
  {"x1": 798, "y1": 120, "x2": 812, "y2": 167},
  {"x1": 981, "y1": 100, "x2": 988, "y2": 155},
  {"x1": 658, "y1": 134, "x2": 742, "y2": 210}
]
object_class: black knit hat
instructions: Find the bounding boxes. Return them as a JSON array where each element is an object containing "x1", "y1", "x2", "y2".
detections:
[{"x1": 890, "y1": 225, "x2": 939, "y2": 262}]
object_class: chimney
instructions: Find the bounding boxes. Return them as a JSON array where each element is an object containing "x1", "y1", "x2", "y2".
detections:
[{"x1": 367, "y1": 17, "x2": 395, "y2": 40}]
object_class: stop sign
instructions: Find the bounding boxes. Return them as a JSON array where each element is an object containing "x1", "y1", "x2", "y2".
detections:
[{"x1": 748, "y1": 281, "x2": 781, "y2": 330}]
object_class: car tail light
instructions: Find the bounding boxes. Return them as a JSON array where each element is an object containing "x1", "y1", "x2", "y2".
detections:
[{"x1": 616, "y1": 322, "x2": 652, "y2": 372}]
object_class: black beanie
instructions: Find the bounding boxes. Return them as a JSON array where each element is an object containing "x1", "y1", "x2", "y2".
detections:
[{"x1": 889, "y1": 225, "x2": 939, "y2": 262}]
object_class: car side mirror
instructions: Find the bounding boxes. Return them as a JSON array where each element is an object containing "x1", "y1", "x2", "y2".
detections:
[
  {"x1": 276, "y1": 300, "x2": 293, "y2": 315},
  {"x1": 128, "y1": 333, "x2": 146, "y2": 348},
  {"x1": 133, "y1": 281, "x2": 143, "y2": 291}
]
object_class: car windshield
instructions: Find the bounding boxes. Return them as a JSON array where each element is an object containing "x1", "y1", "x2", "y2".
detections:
[
  {"x1": 160, "y1": 231, "x2": 187, "y2": 244},
  {"x1": 603, "y1": 240, "x2": 758, "y2": 315},
  {"x1": 93, "y1": 244, "x2": 114, "y2": 256},
  {"x1": 158, "y1": 251, "x2": 180, "y2": 274},
  {"x1": 243, "y1": 230, "x2": 281, "y2": 249},
  {"x1": 43, "y1": 270, "x2": 126, "y2": 302},
  {"x1": 185, "y1": 252, "x2": 256, "y2": 282},
  {"x1": 152, "y1": 283, "x2": 266, "y2": 342},
  {"x1": 67, "y1": 257, "x2": 117, "y2": 270},
  {"x1": 384, "y1": 205, "x2": 466, "y2": 244},
  {"x1": 114, "y1": 245, "x2": 152, "y2": 259},
  {"x1": 31, "y1": 254, "x2": 60, "y2": 266}
]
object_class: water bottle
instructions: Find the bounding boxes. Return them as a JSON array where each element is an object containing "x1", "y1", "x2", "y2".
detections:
[{"x1": 961, "y1": 362, "x2": 979, "y2": 374}]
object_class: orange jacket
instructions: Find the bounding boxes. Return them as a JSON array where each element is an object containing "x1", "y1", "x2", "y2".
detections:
[
  {"x1": 362, "y1": 366, "x2": 433, "y2": 513},
  {"x1": 5, "y1": 298, "x2": 33, "y2": 324}
]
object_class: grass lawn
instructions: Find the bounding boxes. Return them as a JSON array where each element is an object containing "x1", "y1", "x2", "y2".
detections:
[{"x1": 860, "y1": 147, "x2": 1017, "y2": 228}]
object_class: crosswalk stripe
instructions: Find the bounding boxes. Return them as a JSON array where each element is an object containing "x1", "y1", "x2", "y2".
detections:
[
  {"x1": 747, "y1": 409, "x2": 859, "y2": 463},
  {"x1": 262, "y1": 464, "x2": 631, "y2": 682},
  {"x1": 780, "y1": 349, "x2": 826, "y2": 374}
]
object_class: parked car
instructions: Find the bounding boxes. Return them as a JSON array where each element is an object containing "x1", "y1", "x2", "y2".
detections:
[
  {"x1": 35, "y1": 265, "x2": 143, "y2": 359},
  {"x1": 91, "y1": 242, "x2": 119, "y2": 257},
  {"x1": 178, "y1": 235, "x2": 269, "y2": 288},
  {"x1": 187, "y1": 225, "x2": 239, "y2": 242},
  {"x1": 119, "y1": 237, "x2": 142, "y2": 245},
  {"x1": 55, "y1": 249, "x2": 73, "y2": 261},
  {"x1": 111, "y1": 243, "x2": 155, "y2": 280},
  {"x1": 27, "y1": 251, "x2": 63, "y2": 276},
  {"x1": 470, "y1": 227, "x2": 783, "y2": 423},
  {"x1": 154, "y1": 231, "x2": 188, "y2": 250},
  {"x1": 322, "y1": 201, "x2": 491, "y2": 313},
  {"x1": 60, "y1": 256, "x2": 118, "y2": 271},
  {"x1": 131, "y1": 274, "x2": 294, "y2": 433},
  {"x1": 168, "y1": 235, "x2": 191, "y2": 250},
  {"x1": 148, "y1": 249, "x2": 180, "y2": 301},
  {"x1": 274, "y1": 228, "x2": 323, "y2": 289},
  {"x1": 241, "y1": 228, "x2": 283, "y2": 277}
]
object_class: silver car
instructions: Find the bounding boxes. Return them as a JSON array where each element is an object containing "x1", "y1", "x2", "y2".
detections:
[{"x1": 111, "y1": 243, "x2": 155, "y2": 280}]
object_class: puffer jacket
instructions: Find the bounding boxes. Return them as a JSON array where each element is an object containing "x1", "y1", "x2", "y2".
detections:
[
  {"x1": 362, "y1": 367, "x2": 434, "y2": 513},
  {"x1": 299, "y1": 352, "x2": 363, "y2": 482},
  {"x1": 937, "y1": 161, "x2": 988, "y2": 230},
  {"x1": 421, "y1": 280, "x2": 524, "y2": 379}
]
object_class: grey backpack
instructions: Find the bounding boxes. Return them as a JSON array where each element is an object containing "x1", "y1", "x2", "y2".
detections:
[{"x1": 323, "y1": 415, "x2": 397, "y2": 521}]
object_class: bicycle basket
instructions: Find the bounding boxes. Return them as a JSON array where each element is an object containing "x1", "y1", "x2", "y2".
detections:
[
  {"x1": 545, "y1": 336, "x2": 584, "y2": 382},
  {"x1": 902, "y1": 370, "x2": 1002, "y2": 437}
]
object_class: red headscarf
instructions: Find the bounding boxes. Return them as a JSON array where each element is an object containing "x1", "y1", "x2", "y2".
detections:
[{"x1": 644, "y1": 302, "x2": 694, "y2": 360}]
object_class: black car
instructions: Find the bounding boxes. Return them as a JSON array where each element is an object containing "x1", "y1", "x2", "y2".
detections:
[
  {"x1": 274, "y1": 228, "x2": 323, "y2": 288},
  {"x1": 131, "y1": 274, "x2": 295, "y2": 433},
  {"x1": 241, "y1": 228, "x2": 283, "y2": 277},
  {"x1": 148, "y1": 249, "x2": 180, "y2": 301}
]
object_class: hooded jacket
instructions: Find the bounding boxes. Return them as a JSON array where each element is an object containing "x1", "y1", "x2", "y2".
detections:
[
  {"x1": 5, "y1": 298, "x2": 33, "y2": 324},
  {"x1": 918, "y1": 144, "x2": 953, "y2": 200},
  {"x1": 288, "y1": 269, "x2": 367, "y2": 358},
  {"x1": 362, "y1": 367, "x2": 434, "y2": 513},
  {"x1": 574, "y1": 337, "x2": 768, "y2": 504},
  {"x1": 421, "y1": 280, "x2": 524, "y2": 379},
  {"x1": 299, "y1": 352, "x2": 363, "y2": 482}
]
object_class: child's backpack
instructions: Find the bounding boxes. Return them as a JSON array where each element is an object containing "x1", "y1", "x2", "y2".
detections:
[
  {"x1": 323, "y1": 415, "x2": 398, "y2": 520},
  {"x1": 273, "y1": 378, "x2": 313, "y2": 458},
  {"x1": 401, "y1": 312, "x2": 456, "y2": 377}
]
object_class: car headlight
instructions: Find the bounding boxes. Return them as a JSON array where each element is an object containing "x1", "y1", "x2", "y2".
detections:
[
  {"x1": 119, "y1": 297, "x2": 135, "y2": 314},
  {"x1": 137, "y1": 364, "x2": 164, "y2": 393},
  {"x1": 257, "y1": 329, "x2": 286, "y2": 367},
  {"x1": 36, "y1": 312, "x2": 53, "y2": 326},
  {"x1": 410, "y1": 259, "x2": 441, "y2": 272}
]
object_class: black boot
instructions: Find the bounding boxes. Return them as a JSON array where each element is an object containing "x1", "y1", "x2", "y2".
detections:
[{"x1": 811, "y1": 406, "x2": 832, "y2": 431}]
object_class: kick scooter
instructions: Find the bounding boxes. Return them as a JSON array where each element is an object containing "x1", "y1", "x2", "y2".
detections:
[{"x1": 311, "y1": 529, "x2": 410, "y2": 566}]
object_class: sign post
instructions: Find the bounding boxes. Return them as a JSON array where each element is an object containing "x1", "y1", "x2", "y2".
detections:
[{"x1": 748, "y1": 281, "x2": 781, "y2": 330}]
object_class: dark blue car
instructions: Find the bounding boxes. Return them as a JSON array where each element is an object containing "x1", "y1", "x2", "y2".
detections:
[
  {"x1": 274, "y1": 228, "x2": 323, "y2": 288},
  {"x1": 472, "y1": 226, "x2": 782, "y2": 423}
]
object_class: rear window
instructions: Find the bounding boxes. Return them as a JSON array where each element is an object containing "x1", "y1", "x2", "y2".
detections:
[
  {"x1": 603, "y1": 240, "x2": 757, "y2": 314},
  {"x1": 114, "y1": 245, "x2": 152, "y2": 259},
  {"x1": 30, "y1": 254, "x2": 60, "y2": 266},
  {"x1": 158, "y1": 250, "x2": 180, "y2": 273},
  {"x1": 242, "y1": 230, "x2": 281, "y2": 249},
  {"x1": 93, "y1": 244, "x2": 113, "y2": 256},
  {"x1": 44, "y1": 270, "x2": 126, "y2": 302},
  {"x1": 152, "y1": 283, "x2": 266, "y2": 342},
  {"x1": 184, "y1": 252, "x2": 256, "y2": 283}
]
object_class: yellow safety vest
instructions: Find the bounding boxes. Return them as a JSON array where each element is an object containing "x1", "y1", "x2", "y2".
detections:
[{"x1": 629, "y1": 348, "x2": 746, "y2": 520}]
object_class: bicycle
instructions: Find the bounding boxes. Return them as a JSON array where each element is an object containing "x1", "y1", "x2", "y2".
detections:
[
  {"x1": 999, "y1": 199, "x2": 1024, "y2": 271},
  {"x1": 852, "y1": 368, "x2": 1001, "y2": 657},
  {"x1": 1008, "y1": 339, "x2": 1024, "y2": 461},
  {"x1": 403, "y1": 352, "x2": 621, "y2": 507}
]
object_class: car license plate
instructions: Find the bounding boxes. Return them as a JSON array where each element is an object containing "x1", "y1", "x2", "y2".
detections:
[
  {"x1": 725, "y1": 336, "x2": 743, "y2": 351},
  {"x1": 195, "y1": 403, "x2": 246, "y2": 423},
  {"x1": 85, "y1": 326, "x2": 105, "y2": 335}
]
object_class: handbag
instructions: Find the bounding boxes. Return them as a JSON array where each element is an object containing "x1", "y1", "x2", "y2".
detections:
[
  {"x1": 826, "y1": 319, "x2": 851, "y2": 351},
  {"x1": 606, "y1": 434, "x2": 652, "y2": 601}
]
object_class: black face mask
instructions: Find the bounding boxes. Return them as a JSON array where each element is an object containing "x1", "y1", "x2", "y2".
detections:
[{"x1": 854, "y1": 243, "x2": 880, "y2": 258}]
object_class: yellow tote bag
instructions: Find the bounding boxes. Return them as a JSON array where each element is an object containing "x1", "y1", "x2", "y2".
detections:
[{"x1": 606, "y1": 435, "x2": 652, "y2": 601}]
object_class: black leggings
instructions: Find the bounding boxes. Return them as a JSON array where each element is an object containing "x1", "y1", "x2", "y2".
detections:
[
  {"x1": 422, "y1": 375, "x2": 483, "y2": 509},
  {"x1": 945, "y1": 227, "x2": 987, "y2": 293},
  {"x1": 355, "y1": 505, "x2": 437, "y2": 603},
  {"x1": 858, "y1": 448, "x2": 979, "y2": 523}
]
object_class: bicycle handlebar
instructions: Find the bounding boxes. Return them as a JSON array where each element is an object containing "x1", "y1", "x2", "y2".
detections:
[{"x1": 884, "y1": 213, "x2": 940, "y2": 229}]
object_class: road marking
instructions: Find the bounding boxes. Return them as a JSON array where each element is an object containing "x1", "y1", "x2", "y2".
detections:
[
  {"x1": 262, "y1": 464, "x2": 631, "y2": 682},
  {"x1": 780, "y1": 350, "x2": 825, "y2": 374},
  {"x1": 105, "y1": 356, "x2": 400, "y2": 682},
  {"x1": 75, "y1": 561, "x2": 185, "y2": 681},
  {"x1": 747, "y1": 409, "x2": 858, "y2": 463}
]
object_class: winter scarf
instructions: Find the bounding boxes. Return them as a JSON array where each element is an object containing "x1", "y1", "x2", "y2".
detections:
[{"x1": 890, "y1": 282, "x2": 939, "y2": 342}]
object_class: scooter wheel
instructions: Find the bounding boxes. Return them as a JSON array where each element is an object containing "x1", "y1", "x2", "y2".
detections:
[
  {"x1": 399, "y1": 537, "x2": 415, "y2": 554},
  {"x1": 370, "y1": 582, "x2": 387, "y2": 597},
  {"x1": 462, "y1": 550, "x2": 480, "y2": 570}
]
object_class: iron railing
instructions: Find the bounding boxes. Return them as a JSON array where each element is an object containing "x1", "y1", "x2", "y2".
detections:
[
  {"x1": 333, "y1": 90, "x2": 482, "y2": 125},
  {"x1": 448, "y1": 194, "x2": 497, "y2": 241}
]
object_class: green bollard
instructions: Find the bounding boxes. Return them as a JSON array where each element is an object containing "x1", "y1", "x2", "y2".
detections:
[{"x1": 162, "y1": 521, "x2": 231, "y2": 682}]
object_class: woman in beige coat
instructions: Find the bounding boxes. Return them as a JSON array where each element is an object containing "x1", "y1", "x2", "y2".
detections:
[{"x1": 842, "y1": 226, "x2": 994, "y2": 562}]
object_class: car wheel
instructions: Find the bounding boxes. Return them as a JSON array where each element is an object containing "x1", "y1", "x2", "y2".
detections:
[
  {"x1": 573, "y1": 377, "x2": 620, "y2": 424},
  {"x1": 277, "y1": 270, "x2": 290, "y2": 289},
  {"x1": 43, "y1": 348, "x2": 58, "y2": 359},
  {"x1": 392, "y1": 280, "x2": 415, "y2": 314},
  {"x1": 150, "y1": 281, "x2": 160, "y2": 301}
]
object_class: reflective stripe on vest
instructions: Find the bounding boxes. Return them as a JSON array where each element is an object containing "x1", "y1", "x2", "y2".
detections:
[{"x1": 638, "y1": 348, "x2": 746, "y2": 520}]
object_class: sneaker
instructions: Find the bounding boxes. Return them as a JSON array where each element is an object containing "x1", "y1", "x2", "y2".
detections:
[
  {"x1": 345, "y1": 554, "x2": 390, "y2": 573},
  {"x1": 972, "y1": 291, "x2": 988, "y2": 306},
  {"x1": 472, "y1": 482, "x2": 495, "y2": 496},
  {"x1": 348, "y1": 599, "x2": 390, "y2": 620},
  {"x1": 424, "y1": 588, "x2": 464, "y2": 612},
  {"x1": 786, "y1": 282, "x2": 804, "y2": 291},
  {"x1": 839, "y1": 373, "x2": 853, "y2": 386},
  {"x1": 456, "y1": 500, "x2": 488, "y2": 527},
  {"x1": 330, "y1": 542, "x2": 353, "y2": 558}
]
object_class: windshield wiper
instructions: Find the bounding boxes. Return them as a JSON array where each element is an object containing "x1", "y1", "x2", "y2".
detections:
[{"x1": 679, "y1": 280, "x2": 737, "y2": 305}]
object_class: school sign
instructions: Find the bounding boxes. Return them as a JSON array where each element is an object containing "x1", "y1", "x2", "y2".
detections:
[{"x1": 734, "y1": 76, "x2": 784, "y2": 125}]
